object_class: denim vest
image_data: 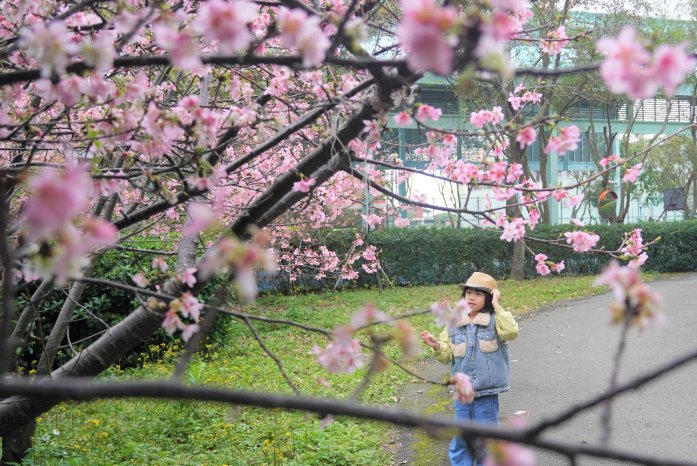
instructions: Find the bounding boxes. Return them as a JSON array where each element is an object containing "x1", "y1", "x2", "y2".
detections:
[{"x1": 448, "y1": 313, "x2": 510, "y2": 397}]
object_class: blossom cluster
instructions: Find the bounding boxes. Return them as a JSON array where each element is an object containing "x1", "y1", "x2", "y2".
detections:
[
  {"x1": 396, "y1": 0, "x2": 460, "y2": 75},
  {"x1": 620, "y1": 228, "x2": 649, "y2": 269},
  {"x1": 312, "y1": 303, "x2": 420, "y2": 373},
  {"x1": 162, "y1": 292, "x2": 203, "y2": 342},
  {"x1": 451, "y1": 372, "x2": 475, "y2": 404},
  {"x1": 597, "y1": 27, "x2": 697, "y2": 99},
  {"x1": 507, "y1": 84, "x2": 542, "y2": 112},
  {"x1": 544, "y1": 126, "x2": 581, "y2": 155},
  {"x1": 431, "y1": 299, "x2": 471, "y2": 328},
  {"x1": 470, "y1": 107, "x2": 505, "y2": 128},
  {"x1": 595, "y1": 262, "x2": 663, "y2": 329},
  {"x1": 563, "y1": 230, "x2": 600, "y2": 253},
  {"x1": 540, "y1": 26, "x2": 569, "y2": 55},
  {"x1": 534, "y1": 253, "x2": 565, "y2": 276},
  {"x1": 19, "y1": 165, "x2": 117, "y2": 285}
]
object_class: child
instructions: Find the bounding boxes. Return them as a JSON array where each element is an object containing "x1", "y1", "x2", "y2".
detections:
[{"x1": 421, "y1": 272, "x2": 519, "y2": 466}]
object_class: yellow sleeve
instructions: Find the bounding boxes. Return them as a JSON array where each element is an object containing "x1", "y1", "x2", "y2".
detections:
[
  {"x1": 494, "y1": 305, "x2": 519, "y2": 342},
  {"x1": 432, "y1": 327, "x2": 453, "y2": 364}
]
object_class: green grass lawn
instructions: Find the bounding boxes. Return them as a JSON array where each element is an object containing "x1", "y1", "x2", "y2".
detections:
[{"x1": 22, "y1": 273, "x2": 671, "y2": 465}]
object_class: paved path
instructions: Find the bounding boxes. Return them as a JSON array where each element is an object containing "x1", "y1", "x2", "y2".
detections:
[
  {"x1": 505, "y1": 273, "x2": 697, "y2": 465},
  {"x1": 397, "y1": 273, "x2": 697, "y2": 465}
]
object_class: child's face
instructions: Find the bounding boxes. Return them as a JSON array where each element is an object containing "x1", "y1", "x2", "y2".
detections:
[{"x1": 464, "y1": 288, "x2": 487, "y2": 313}]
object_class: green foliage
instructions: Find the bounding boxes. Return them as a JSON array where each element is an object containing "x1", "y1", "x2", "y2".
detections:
[{"x1": 24, "y1": 277, "x2": 623, "y2": 465}]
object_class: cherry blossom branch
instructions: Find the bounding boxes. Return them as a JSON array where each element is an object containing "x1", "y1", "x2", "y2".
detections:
[
  {"x1": 239, "y1": 312, "x2": 302, "y2": 394},
  {"x1": 70, "y1": 275, "x2": 440, "y2": 387},
  {"x1": 0, "y1": 55, "x2": 406, "y2": 87},
  {"x1": 600, "y1": 314, "x2": 630, "y2": 444}
]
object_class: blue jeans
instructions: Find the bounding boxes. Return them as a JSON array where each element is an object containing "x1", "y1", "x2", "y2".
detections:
[{"x1": 449, "y1": 394, "x2": 499, "y2": 466}]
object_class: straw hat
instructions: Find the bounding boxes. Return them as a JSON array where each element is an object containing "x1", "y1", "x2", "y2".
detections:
[{"x1": 457, "y1": 272, "x2": 498, "y2": 293}]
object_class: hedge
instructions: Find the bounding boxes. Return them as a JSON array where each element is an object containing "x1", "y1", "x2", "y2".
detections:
[{"x1": 308, "y1": 220, "x2": 697, "y2": 287}]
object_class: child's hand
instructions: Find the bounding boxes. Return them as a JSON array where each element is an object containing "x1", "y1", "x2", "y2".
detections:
[
  {"x1": 420, "y1": 331, "x2": 440, "y2": 351},
  {"x1": 491, "y1": 289, "x2": 501, "y2": 308}
]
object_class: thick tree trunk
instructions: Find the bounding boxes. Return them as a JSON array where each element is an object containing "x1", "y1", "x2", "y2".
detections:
[
  {"x1": 1, "y1": 419, "x2": 35, "y2": 465},
  {"x1": 511, "y1": 240, "x2": 525, "y2": 281}
]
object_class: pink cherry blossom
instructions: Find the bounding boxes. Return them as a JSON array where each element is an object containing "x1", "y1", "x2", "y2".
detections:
[
  {"x1": 177, "y1": 267, "x2": 198, "y2": 288},
  {"x1": 182, "y1": 203, "x2": 215, "y2": 237},
  {"x1": 194, "y1": 0, "x2": 258, "y2": 53},
  {"x1": 19, "y1": 20, "x2": 78, "y2": 77},
  {"x1": 397, "y1": 0, "x2": 459, "y2": 75},
  {"x1": 277, "y1": 9, "x2": 330, "y2": 67},
  {"x1": 516, "y1": 126, "x2": 536, "y2": 149},
  {"x1": 234, "y1": 266, "x2": 259, "y2": 302},
  {"x1": 595, "y1": 261, "x2": 663, "y2": 328},
  {"x1": 395, "y1": 217, "x2": 410, "y2": 227},
  {"x1": 506, "y1": 163, "x2": 524, "y2": 183},
  {"x1": 648, "y1": 44, "x2": 696, "y2": 97},
  {"x1": 293, "y1": 177, "x2": 316, "y2": 193},
  {"x1": 621, "y1": 228, "x2": 649, "y2": 269},
  {"x1": 599, "y1": 154, "x2": 621, "y2": 167},
  {"x1": 484, "y1": 439, "x2": 536, "y2": 466},
  {"x1": 551, "y1": 260, "x2": 565, "y2": 274},
  {"x1": 544, "y1": 125, "x2": 580, "y2": 154},
  {"x1": 525, "y1": 209, "x2": 540, "y2": 230},
  {"x1": 482, "y1": 11, "x2": 520, "y2": 42},
  {"x1": 565, "y1": 192, "x2": 584, "y2": 208},
  {"x1": 132, "y1": 272, "x2": 150, "y2": 288},
  {"x1": 294, "y1": 20, "x2": 331, "y2": 67},
  {"x1": 81, "y1": 218, "x2": 118, "y2": 251},
  {"x1": 181, "y1": 324, "x2": 201, "y2": 342},
  {"x1": 22, "y1": 165, "x2": 92, "y2": 243},
  {"x1": 500, "y1": 218, "x2": 525, "y2": 242},
  {"x1": 431, "y1": 299, "x2": 470, "y2": 328},
  {"x1": 416, "y1": 104, "x2": 442, "y2": 123},
  {"x1": 470, "y1": 107, "x2": 505, "y2": 128},
  {"x1": 351, "y1": 303, "x2": 390, "y2": 328},
  {"x1": 451, "y1": 372, "x2": 475, "y2": 404},
  {"x1": 622, "y1": 163, "x2": 642, "y2": 183},
  {"x1": 628, "y1": 253, "x2": 648, "y2": 269},
  {"x1": 81, "y1": 30, "x2": 116, "y2": 72},
  {"x1": 393, "y1": 111, "x2": 413, "y2": 126},
  {"x1": 540, "y1": 25, "x2": 568, "y2": 55},
  {"x1": 564, "y1": 231, "x2": 599, "y2": 253},
  {"x1": 362, "y1": 213, "x2": 383, "y2": 227},
  {"x1": 180, "y1": 292, "x2": 203, "y2": 321},
  {"x1": 162, "y1": 308, "x2": 181, "y2": 335},
  {"x1": 167, "y1": 32, "x2": 204, "y2": 72},
  {"x1": 151, "y1": 256, "x2": 169, "y2": 273},
  {"x1": 551, "y1": 189, "x2": 567, "y2": 202},
  {"x1": 312, "y1": 326, "x2": 365, "y2": 373},
  {"x1": 597, "y1": 27, "x2": 695, "y2": 99},
  {"x1": 534, "y1": 253, "x2": 550, "y2": 276}
]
